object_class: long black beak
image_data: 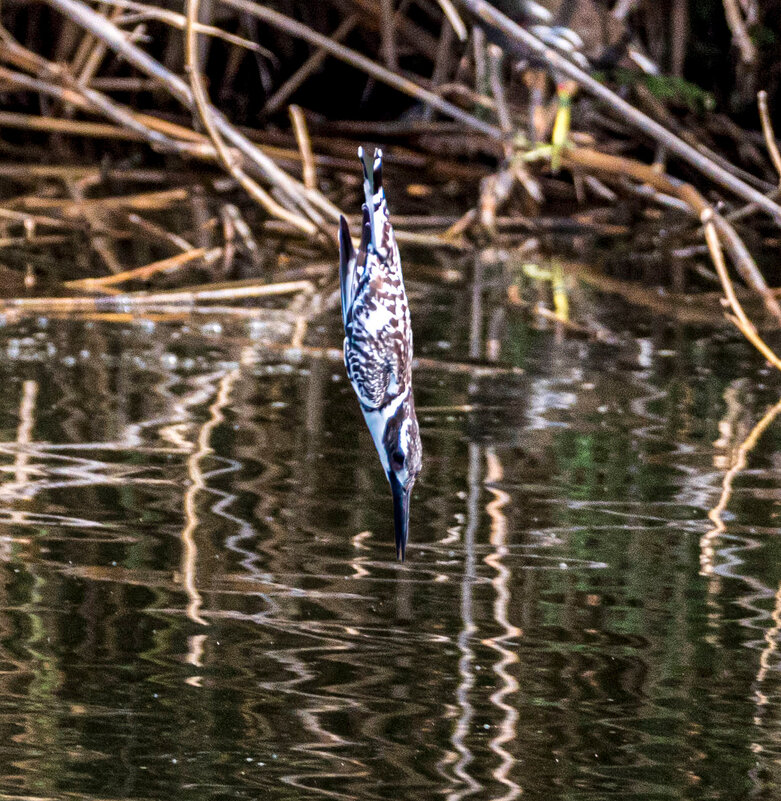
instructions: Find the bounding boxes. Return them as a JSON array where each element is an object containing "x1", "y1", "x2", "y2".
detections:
[{"x1": 389, "y1": 472, "x2": 411, "y2": 561}]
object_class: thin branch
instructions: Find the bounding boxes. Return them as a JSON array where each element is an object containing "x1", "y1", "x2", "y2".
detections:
[
  {"x1": 65, "y1": 247, "x2": 221, "y2": 290},
  {"x1": 436, "y1": 0, "x2": 467, "y2": 41},
  {"x1": 0, "y1": 279, "x2": 315, "y2": 315},
  {"x1": 379, "y1": 0, "x2": 398, "y2": 70},
  {"x1": 758, "y1": 90, "x2": 781, "y2": 186},
  {"x1": 94, "y1": 0, "x2": 277, "y2": 56},
  {"x1": 561, "y1": 145, "x2": 781, "y2": 356},
  {"x1": 0, "y1": 64, "x2": 194, "y2": 154},
  {"x1": 722, "y1": 0, "x2": 756, "y2": 65},
  {"x1": 263, "y1": 14, "x2": 359, "y2": 116},
  {"x1": 702, "y1": 212, "x2": 781, "y2": 371}
]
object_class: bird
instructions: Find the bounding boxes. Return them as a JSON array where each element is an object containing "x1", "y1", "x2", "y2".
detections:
[{"x1": 338, "y1": 147, "x2": 422, "y2": 561}]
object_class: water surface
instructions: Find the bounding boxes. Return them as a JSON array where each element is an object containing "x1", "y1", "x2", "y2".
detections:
[{"x1": 0, "y1": 281, "x2": 779, "y2": 800}]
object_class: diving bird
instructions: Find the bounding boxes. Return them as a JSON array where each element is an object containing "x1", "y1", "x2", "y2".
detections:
[{"x1": 338, "y1": 147, "x2": 422, "y2": 561}]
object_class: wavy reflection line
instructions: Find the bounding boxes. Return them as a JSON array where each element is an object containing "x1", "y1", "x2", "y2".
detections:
[
  {"x1": 483, "y1": 448, "x2": 522, "y2": 801},
  {"x1": 444, "y1": 443, "x2": 482, "y2": 801},
  {"x1": 264, "y1": 637, "x2": 368, "y2": 801},
  {"x1": 753, "y1": 582, "x2": 781, "y2": 717},
  {"x1": 102, "y1": 347, "x2": 202, "y2": 451},
  {"x1": 148, "y1": 366, "x2": 230, "y2": 452},
  {"x1": 751, "y1": 583, "x2": 781, "y2": 793},
  {"x1": 185, "y1": 633, "x2": 207, "y2": 688},
  {"x1": 700, "y1": 395, "x2": 781, "y2": 576},
  {"x1": 14, "y1": 380, "x2": 36, "y2": 488},
  {"x1": 181, "y1": 367, "x2": 240, "y2": 626},
  {"x1": 0, "y1": 365, "x2": 240, "y2": 503},
  {"x1": 0, "y1": 380, "x2": 38, "y2": 503}
]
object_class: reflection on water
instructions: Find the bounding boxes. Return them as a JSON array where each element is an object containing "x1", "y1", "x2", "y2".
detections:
[{"x1": 0, "y1": 290, "x2": 779, "y2": 799}]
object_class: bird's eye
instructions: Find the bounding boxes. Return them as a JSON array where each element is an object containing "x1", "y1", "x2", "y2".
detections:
[{"x1": 391, "y1": 450, "x2": 405, "y2": 470}]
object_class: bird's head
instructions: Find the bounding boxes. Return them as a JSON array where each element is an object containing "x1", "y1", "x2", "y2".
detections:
[{"x1": 381, "y1": 395, "x2": 422, "y2": 561}]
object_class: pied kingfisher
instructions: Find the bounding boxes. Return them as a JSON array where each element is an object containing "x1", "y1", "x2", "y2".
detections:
[{"x1": 338, "y1": 147, "x2": 422, "y2": 561}]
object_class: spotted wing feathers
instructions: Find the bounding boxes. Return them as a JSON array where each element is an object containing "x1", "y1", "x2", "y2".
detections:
[{"x1": 341, "y1": 147, "x2": 411, "y2": 410}]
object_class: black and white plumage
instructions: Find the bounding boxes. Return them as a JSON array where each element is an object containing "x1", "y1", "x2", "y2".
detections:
[{"x1": 339, "y1": 147, "x2": 422, "y2": 561}]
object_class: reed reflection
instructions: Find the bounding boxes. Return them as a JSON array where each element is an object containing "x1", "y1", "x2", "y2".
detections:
[
  {"x1": 483, "y1": 448, "x2": 521, "y2": 801},
  {"x1": 444, "y1": 442, "x2": 481, "y2": 801}
]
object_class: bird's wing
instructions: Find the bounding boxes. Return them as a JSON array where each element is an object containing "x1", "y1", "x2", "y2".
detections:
[
  {"x1": 345, "y1": 261, "x2": 411, "y2": 409},
  {"x1": 339, "y1": 207, "x2": 373, "y2": 329},
  {"x1": 338, "y1": 216, "x2": 355, "y2": 330}
]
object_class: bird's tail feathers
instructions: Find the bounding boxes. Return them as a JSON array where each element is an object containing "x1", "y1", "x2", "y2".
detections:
[{"x1": 358, "y1": 146, "x2": 387, "y2": 251}]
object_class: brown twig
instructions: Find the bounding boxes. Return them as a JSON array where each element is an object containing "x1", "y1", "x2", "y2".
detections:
[
  {"x1": 758, "y1": 90, "x2": 781, "y2": 186},
  {"x1": 125, "y1": 212, "x2": 194, "y2": 252},
  {"x1": 561, "y1": 145, "x2": 781, "y2": 364},
  {"x1": 721, "y1": 0, "x2": 756, "y2": 66},
  {"x1": 93, "y1": 0, "x2": 277, "y2": 56},
  {"x1": 0, "y1": 279, "x2": 316, "y2": 315},
  {"x1": 435, "y1": 0, "x2": 467, "y2": 41},
  {"x1": 65, "y1": 247, "x2": 221, "y2": 291},
  {"x1": 379, "y1": 0, "x2": 398, "y2": 71},
  {"x1": 222, "y1": 204, "x2": 263, "y2": 268},
  {"x1": 702, "y1": 213, "x2": 781, "y2": 371},
  {"x1": 563, "y1": 146, "x2": 781, "y2": 324}
]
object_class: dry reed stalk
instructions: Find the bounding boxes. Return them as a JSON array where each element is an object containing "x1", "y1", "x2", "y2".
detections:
[
  {"x1": 379, "y1": 0, "x2": 398, "y2": 71},
  {"x1": 64, "y1": 176, "x2": 121, "y2": 273},
  {"x1": 183, "y1": 0, "x2": 318, "y2": 237},
  {"x1": 563, "y1": 147, "x2": 781, "y2": 320},
  {"x1": 701, "y1": 217, "x2": 781, "y2": 371},
  {"x1": 0, "y1": 279, "x2": 316, "y2": 316},
  {"x1": 0, "y1": 205, "x2": 83, "y2": 229},
  {"x1": 125, "y1": 213, "x2": 194, "y2": 252},
  {"x1": 15, "y1": 187, "x2": 190, "y2": 214},
  {"x1": 721, "y1": 0, "x2": 756, "y2": 66},
  {"x1": 263, "y1": 14, "x2": 359, "y2": 116},
  {"x1": 88, "y1": 0, "x2": 275, "y2": 54},
  {"x1": 221, "y1": 205, "x2": 262, "y2": 267},
  {"x1": 0, "y1": 109, "x2": 145, "y2": 141},
  {"x1": 0, "y1": 64, "x2": 195, "y2": 155},
  {"x1": 65, "y1": 247, "x2": 221, "y2": 290},
  {"x1": 288, "y1": 105, "x2": 317, "y2": 191},
  {"x1": 435, "y1": 0, "x2": 467, "y2": 41},
  {"x1": 0, "y1": 234, "x2": 68, "y2": 247},
  {"x1": 758, "y1": 91, "x2": 781, "y2": 186},
  {"x1": 422, "y1": 16, "x2": 456, "y2": 123}
]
